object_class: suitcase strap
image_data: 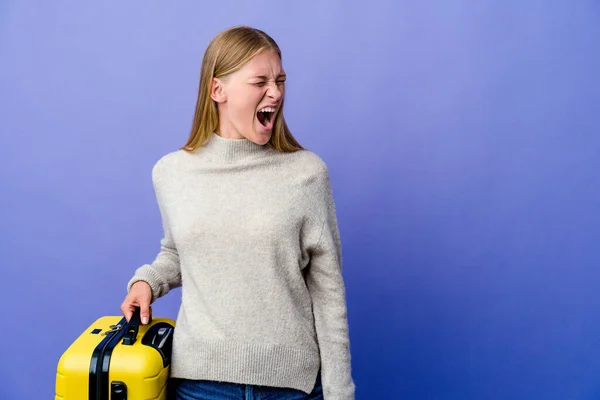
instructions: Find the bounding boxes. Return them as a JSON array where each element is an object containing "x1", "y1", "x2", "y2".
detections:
[
  {"x1": 89, "y1": 308, "x2": 144, "y2": 400},
  {"x1": 89, "y1": 316, "x2": 128, "y2": 400}
]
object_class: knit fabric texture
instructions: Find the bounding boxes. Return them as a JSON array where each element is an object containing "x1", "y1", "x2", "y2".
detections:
[{"x1": 127, "y1": 132, "x2": 355, "y2": 399}]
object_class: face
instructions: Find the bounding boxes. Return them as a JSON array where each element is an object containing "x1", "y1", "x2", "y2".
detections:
[{"x1": 211, "y1": 49, "x2": 286, "y2": 145}]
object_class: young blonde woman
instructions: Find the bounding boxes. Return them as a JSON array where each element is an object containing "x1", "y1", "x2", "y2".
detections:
[{"x1": 121, "y1": 26, "x2": 355, "y2": 400}]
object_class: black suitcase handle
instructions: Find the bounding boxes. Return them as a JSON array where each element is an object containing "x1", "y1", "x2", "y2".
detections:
[{"x1": 122, "y1": 307, "x2": 151, "y2": 345}]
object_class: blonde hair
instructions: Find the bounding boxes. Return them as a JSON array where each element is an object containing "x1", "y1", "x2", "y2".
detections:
[{"x1": 182, "y1": 26, "x2": 304, "y2": 153}]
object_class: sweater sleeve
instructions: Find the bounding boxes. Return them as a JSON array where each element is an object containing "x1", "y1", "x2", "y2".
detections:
[
  {"x1": 126, "y1": 161, "x2": 182, "y2": 302},
  {"x1": 305, "y1": 169, "x2": 356, "y2": 400}
]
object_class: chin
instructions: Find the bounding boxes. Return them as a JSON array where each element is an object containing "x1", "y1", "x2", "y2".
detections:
[{"x1": 249, "y1": 131, "x2": 272, "y2": 145}]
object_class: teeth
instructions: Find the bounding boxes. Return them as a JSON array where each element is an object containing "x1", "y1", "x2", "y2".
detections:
[{"x1": 258, "y1": 107, "x2": 275, "y2": 113}]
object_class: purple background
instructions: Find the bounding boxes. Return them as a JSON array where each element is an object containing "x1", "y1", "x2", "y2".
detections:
[{"x1": 2, "y1": 2, "x2": 600, "y2": 399}]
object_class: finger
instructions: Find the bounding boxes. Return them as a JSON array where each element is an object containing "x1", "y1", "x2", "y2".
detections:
[
  {"x1": 140, "y1": 301, "x2": 151, "y2": 325},
  {"x1": 121, "y1": 302, "x2": 134, "y2": 322},
  {"x1": 123, "y1": 295, "x2": 141, "y2": 322}
]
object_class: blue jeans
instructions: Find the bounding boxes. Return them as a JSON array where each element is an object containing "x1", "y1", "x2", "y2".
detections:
[{"x1": 170, "y1": 373, "x2": 323, "y2": 400}]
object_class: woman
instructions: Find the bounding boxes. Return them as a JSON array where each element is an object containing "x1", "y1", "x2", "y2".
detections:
[{"x1": 121, "y1": 26, "x2": 355, "y2": 400}]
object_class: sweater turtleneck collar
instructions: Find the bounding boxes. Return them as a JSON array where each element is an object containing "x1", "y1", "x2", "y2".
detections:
[{"x1": 198, "y1": 132, "x2": 270, "y2": 164}]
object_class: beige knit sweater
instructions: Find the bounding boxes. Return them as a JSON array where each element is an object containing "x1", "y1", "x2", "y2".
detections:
[{"x1": 127, "y1": 132, "x2": 355, "y2": 399}]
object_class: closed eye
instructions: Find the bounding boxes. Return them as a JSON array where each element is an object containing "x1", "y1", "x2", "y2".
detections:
[{"x1": 251, "y1": 80, "x2": 285, "y2": 87}]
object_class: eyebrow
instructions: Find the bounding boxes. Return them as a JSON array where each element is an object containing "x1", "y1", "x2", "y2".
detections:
[{"x1": 250, "y1": 73, "x2": 287, "y2": 80}]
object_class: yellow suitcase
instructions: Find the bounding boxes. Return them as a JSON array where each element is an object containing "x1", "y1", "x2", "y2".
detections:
[{"x1": 55, "y1": 308, "x2": 175, "y2": 400}]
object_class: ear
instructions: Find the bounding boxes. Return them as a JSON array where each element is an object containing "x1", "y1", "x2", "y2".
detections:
[{"x1": 210, "y1": 77, "x2": 227, "y2": 103}]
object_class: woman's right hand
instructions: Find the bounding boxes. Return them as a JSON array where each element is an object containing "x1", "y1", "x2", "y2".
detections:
[{"x1": 121, "y1": 280, "x2": 153, "y2": 324}]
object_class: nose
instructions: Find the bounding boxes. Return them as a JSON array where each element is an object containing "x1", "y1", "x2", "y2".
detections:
[{"x1": 267, "y1": 82, "x2": 283, "y2": 101}]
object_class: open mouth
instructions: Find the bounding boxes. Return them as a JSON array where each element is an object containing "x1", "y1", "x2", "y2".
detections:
[{"x1": 257, "y1": 107, "x2": 276, "y2": 128}]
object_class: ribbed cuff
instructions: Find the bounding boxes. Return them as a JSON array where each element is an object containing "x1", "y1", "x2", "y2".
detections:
[{"x1": 126, "y1": 265, "x2": 166, "y2": 302}]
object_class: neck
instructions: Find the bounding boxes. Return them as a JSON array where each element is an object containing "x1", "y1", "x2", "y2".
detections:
[{"x1": 216, "y1": 117, "x2": 245, "y2": 140}]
